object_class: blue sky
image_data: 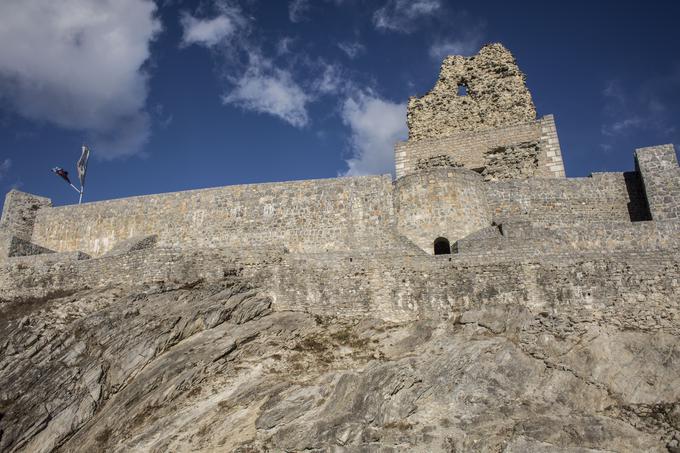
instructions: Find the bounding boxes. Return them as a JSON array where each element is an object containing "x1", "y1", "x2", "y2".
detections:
[{"x1": 1, "y1": 0, "x2": 679, "y2": 211}]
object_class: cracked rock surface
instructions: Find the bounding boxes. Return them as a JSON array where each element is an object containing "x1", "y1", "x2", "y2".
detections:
[{"x1": 1, "y1": 273, "x2": 679, "y2": 452}]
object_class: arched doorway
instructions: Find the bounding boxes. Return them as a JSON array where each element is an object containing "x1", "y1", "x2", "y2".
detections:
[{"x1": 434, "y1": 237, "x2": 451, "y2": 255}]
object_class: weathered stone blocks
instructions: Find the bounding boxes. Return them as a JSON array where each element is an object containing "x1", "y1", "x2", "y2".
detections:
[
  {"x1": 407, "y1": 43, "x2": 536, "y2": 140},
  {"x1": 395, "y1": 168, "x2": 491, "y2": 254},
  {"x1": 635, "y1": 144, "x2": 680, "y2": 221},
  {"x1": 0, "y1": 190, "x2": 52, "y2": 240}
]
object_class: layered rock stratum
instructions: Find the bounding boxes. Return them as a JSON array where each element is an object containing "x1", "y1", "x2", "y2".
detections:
[{"x1": 1, "y1": 264, "x2": 679, "y2": 452}]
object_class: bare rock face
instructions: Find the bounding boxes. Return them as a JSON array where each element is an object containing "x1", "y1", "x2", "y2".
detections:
[
  {"x1": 407, "y1": 43, "x2": 537, "y2": 140},
  {"x1": 1, "y1": 270, "x2": 679, "y2": 452}
]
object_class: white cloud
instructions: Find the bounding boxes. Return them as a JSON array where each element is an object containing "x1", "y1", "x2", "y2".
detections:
[
  {"x1": 429, "y1": 34, "x2": 483, "y2": 60},
  {"x1": 337, "y1": 41, "x2": 365, "y2": 59},
  {"x1": 0, "y1": 0, "x2": 161, "y2": 159},
  {"x1": 277, "y1": 37, "x2": 295, "y2": 55},
  {"x1": 429, "y1": 39, "x2": 477, "y2": 60},
  {"x1": 602, "y1": 116, "x2": 644, "y2": 136},
  {"x1": 313, "y1": 63, "x2": 348, "y2": 95},
  {"x1": 600, "y1": 72, "x2": 680, "y2": 145},
  {"x1": 0, "y1": 159, "x2": 11, "y2": 180},
  {"x1": 289, "y1": 0, "x2": 311, "y2": 23},
  {"x1": 341, "y1": 92, "x2": 407, "y2": 176},
  {"x1": 222, "y1": 55, "x2": 311, "y2": 127},
  {"x1": 180, "y1": 1, "x2": 359, "y2": 130},
  {"x1": 373, "y1": 0, "x2": 441, "y2": 33},
  {"x1": 180, "y1": 14, "x2": 238, "y2": 47},
  {"x1": 428, "y1": 15, "x2": 485, "y2": 60},
  {"x1": 289, "y1": 0, "x2": 345, "y2": 22}
]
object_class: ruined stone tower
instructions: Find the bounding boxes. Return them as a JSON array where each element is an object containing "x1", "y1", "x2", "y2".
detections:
[{"x1": 395, "y1": 43, "x2": 565, "y2": 181}]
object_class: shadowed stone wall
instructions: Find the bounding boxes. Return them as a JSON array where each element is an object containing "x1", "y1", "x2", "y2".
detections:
[
  {"x1": 3, "y1": 243, "x2": 679, "y2": 326},
  {"x1": 454, "y1": 220, "x2": 680, "y2": 256}
]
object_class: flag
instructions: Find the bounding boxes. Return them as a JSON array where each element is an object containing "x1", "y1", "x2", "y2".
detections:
[
  {"x1": 51, "y1": 167, "x2": 71, "y2": 185},
  {"x1": 77, "y1": 145, "x2": 90, "y2": 188}
]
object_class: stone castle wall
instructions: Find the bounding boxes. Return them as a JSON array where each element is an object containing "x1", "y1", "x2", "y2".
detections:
[
  {"x1": 0, "y1": 191, "x2": 52, "y2": 240},
  {"x1": 3, "y1": 242, "x2": 678, "y2": 327},
  {"x1": 27, "y1": 175, "x2": 395, "y2": 257},
  {"x1": 394, "y1": 115, "x2": 565, "y2": 180},
  {"x1": 394, "y1": 168, "x2": 491, "y2": 251},
  {"x1": 0, "y1": 145, "x2": 675, "y2": 259},
  {"x1": 455, "y1": 220, "x2": 680, "y2": 256},
  {"x1": 635, "y1": 144, "x2": 680, "y2": 221},
  {"x1": 0, "y1": 43, "x2": 677, "y2": 268},
  {"x1": 271, "y1": 251, "x2": 680, "y2": 322},
  {"x1": 487, "y1": 171, "x2": 651, "y2": 224}
]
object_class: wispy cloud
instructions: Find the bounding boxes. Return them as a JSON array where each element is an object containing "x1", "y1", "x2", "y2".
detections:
[
  {"x1": 181, "y1": 14, "x2": 238, "y2": 47},
  {"x1": 276, "y1": 37, "x2": 296, "y2": 55},
  {"x1": 601, "y1": 116, "x2": 645, "y2": 137},
  {"x1": 180, "y1": 3, "x2": 313, "y2": 127},
  {"x1": 288, "y1": 0, "x2": 311, "y2": 23},
  {"x1": 180, "y1": 1, "x2": 365, "y2": 129},
  {"x1": 601, "y1": 75, "x2": 679, "y2": 138},
  {"x1": 337, "y1": 41, "x2": 365, "y2": 59},
  {"x1": 373, "y1": 0, "x2": 441, "y2": 33},
  {"x1": 312, "y1": 62, "x2": 351, "y2": 95},
  {"x1": 0, "y1": 0, "x2": 161, "y2": 159},
  {"x1": 428, "y1": 22, "x2": 485, "y2": 60},
  {"x1": 341, "y1": 91, "x2": 407, "y2": 176},
  {"x1": 0, "y1": 159, "x2": 11, "y2": 181},
  {"x1": 288, "y1": 0, "x2": 346, "y2": 23}
]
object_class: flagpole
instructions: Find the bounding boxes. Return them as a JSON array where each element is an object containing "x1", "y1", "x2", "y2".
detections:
[
  {"x1": 77, "y1": 144, "x2": 90, "y2": 206},
  {"x1": 68, "y1": 183, "x2": 81, "y2": 194}
]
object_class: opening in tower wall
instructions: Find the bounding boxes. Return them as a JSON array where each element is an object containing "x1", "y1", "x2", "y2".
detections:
[{"x1": 434, "y1": 237, "x2": 451, "y2": 255}]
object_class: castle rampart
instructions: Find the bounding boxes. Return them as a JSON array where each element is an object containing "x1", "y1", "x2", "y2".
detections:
[
  {"x1": 486, "y1": 170, "x2": 650, "y2": 224},
  {"x1": 1, "y1": 145, "x2": 676, "y2": 260},
  {"x1": 1, "y1": 42, "x2": 679, "y2": 323},
  {"x1": 3, "y1": 142, "x2": 675, "y2": 262},
  {"x1": 25, "y1": 175, "x2": 395, "y2": 257}
]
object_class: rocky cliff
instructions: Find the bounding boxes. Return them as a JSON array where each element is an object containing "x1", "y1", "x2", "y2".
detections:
[{"x1": 1, "y1": 261, "x2": 679, "y2": 452}]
